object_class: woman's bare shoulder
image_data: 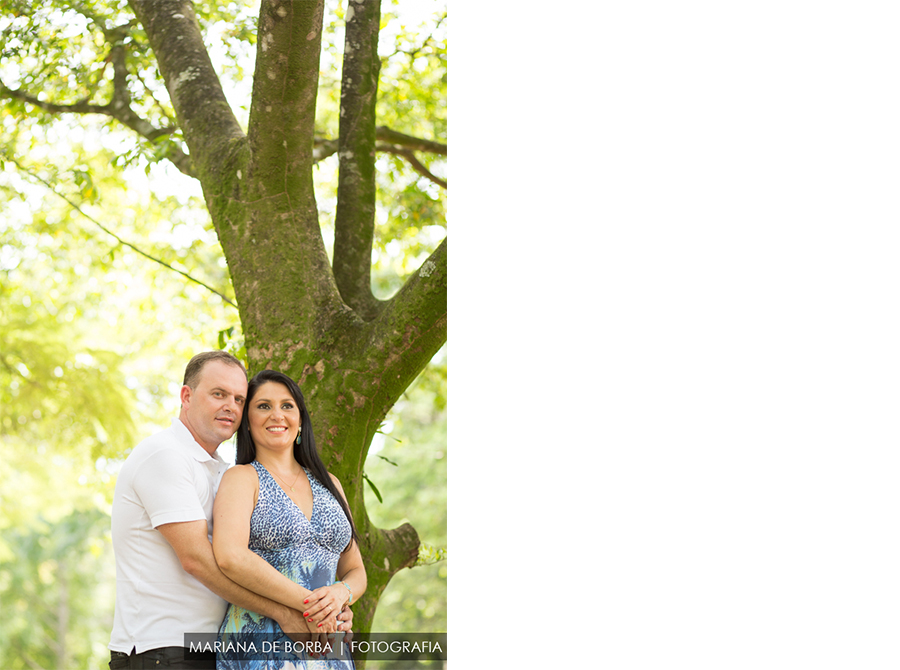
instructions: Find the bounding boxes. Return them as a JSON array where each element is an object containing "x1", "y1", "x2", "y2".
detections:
[{"x1": 222, "y1": 463, "x2": 259, "y2": 485}]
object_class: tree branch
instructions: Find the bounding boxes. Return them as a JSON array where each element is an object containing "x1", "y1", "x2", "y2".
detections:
[
  {"x1": 382, "y1": 11, "x2": 446, "y2": 61},
  {"x1": 353, "y1": 521, "x2": 420, "y2": 631},
  {"x1": 3, "y1": 153, "x2": 237, "y2": 309},
  {"x1": 333, "y1": 0, "x2": 384, "y2": 319},
  {"x1": 372, "y1": 238, "x2": 447, "y2": 391},
  {"x1": 388, "y1": 148, "x2": 446, "y2": 189},
  {"x1": 246, "y1": 0, "x2": 324, "y2": 200},
  {"x1": 127, "y1": 0, "x2": 243, "y2": 185},
  {"x1": 0, "y1": 23, "x2": 197, "y2": 180},
  {"x1": 0, "y1": 82, "x2": 107, "y2": 115},
  {"x1": 65, "y1": 1, "x2": 138, "y2": 36},
  {"x1": 375, "y1": 126, "x2": 446, "y2": 155},
  {"x1": 313, "y1": 127, "x2": 446, "y2": 160},
  {"x1": 312, "y1": 137, "x2": 340, "y2": 162},
  {"x1": 313, "y1": 129, "x2": 447, "y2": 189},
  {"x1": 104, "y1": 39, "x2": 197, "y2": 178}
]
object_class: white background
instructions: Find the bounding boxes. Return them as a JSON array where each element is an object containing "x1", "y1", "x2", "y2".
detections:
[{"x1": 451, "y1": 2, "x2": 900, "y2": 667}]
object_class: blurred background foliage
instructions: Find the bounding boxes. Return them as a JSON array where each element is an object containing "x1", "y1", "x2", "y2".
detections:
[
  {"x1": 366, "y1": 349, "x2": 447, "y2": 634},
  {"x1": 0, "y1": 1, "x2": 446, "y2": 668}
]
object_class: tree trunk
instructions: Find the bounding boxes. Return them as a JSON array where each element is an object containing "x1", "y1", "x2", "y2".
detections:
[{"x1": 127, "y1": 0, "x2": 447, "y2": 632}]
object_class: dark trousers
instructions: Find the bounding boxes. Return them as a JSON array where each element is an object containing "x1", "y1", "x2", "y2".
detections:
[{"x1": 109, "y1": 646, "x2": 216, "y2": 669}]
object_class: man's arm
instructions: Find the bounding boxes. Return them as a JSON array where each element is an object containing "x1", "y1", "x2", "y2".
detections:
[{"x1": 157, "y1": 519, "x2": 312, "y2": 636}]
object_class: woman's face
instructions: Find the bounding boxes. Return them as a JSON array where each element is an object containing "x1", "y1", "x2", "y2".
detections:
[{"x1": 247, "y1": 381, "x2": 302, "y2": 454}]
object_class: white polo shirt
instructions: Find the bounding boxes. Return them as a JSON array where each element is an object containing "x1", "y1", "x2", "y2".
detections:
[{"x1": 109, "y1": 418, "x2": 229, "y2": 654}]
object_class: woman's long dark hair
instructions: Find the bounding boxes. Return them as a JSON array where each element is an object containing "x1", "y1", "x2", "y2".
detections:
[{"x1": 236, "y1": 369, "x2": 358, "y2": 547}]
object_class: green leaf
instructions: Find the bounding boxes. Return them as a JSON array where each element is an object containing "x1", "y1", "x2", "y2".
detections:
[
  {"x1": 375, "y1": 430, "x2": 402, "y2": 443},
  {"x1": 218, "y1": 326, "x2": 234, "y2": 350},
  {"x1": 362, "y1": 472, "x2": 383, "y2": 503}
]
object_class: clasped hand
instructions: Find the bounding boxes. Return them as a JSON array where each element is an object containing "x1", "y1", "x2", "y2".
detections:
[
  {"x1": 301, "y1": 583, "x2": 349, "y2": 632},
  {"x1": 279, "y1": 604, "x2": 351, "y2": 659}
]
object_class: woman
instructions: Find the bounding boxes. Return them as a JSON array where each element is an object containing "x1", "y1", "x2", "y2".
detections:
[{"x1": 213, "y1": 370, "x2": 366, "y2": 669}]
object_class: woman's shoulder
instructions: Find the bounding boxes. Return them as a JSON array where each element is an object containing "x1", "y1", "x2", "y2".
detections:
[
  {"x1": 214, "y1": 463, "x2": 261, "y2": 509},
  {"x1": 222, "y1": 462, "x2": 260, "y2": 484},
  {"x1": 325, "y1": 471, "x2": 348, "y2": 496}
]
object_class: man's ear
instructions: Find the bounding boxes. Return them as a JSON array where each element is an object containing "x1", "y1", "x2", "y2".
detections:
[{"x1": 180, "y1": 384, "x2": 192, "y2": 407}]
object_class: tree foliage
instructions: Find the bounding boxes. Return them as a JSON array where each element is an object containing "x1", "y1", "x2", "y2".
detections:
[{"x1": 0, "y1": 423, "x2": 118, "y2": 670}]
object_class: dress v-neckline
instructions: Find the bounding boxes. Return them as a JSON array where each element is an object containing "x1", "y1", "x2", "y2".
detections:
[{"x1": 258, "y1": 461, "x2": 315, "y2": 523}]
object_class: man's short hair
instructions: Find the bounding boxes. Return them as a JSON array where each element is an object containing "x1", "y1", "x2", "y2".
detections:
[{"x1": 182, "y1": 351, "x2": 247, "y2": 389}]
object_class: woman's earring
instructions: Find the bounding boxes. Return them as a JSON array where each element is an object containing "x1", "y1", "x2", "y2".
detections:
[{"x1": 295, "y1": 429, "x2": 302, "y2": 445}]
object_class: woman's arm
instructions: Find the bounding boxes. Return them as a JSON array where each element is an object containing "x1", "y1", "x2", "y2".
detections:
[
  {"x1": 302, "y1": 474, "x2": 367, "y2": 627},
  {"x1": 157, "y1": 519, "x2": 312, "y2": 637},
  {"x1": 212, "y1": 465, "x2": 314, "y2": 612}
]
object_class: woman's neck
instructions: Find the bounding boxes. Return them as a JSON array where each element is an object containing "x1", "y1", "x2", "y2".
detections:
[{"x1": 255, "y1": 451, "x2": 300, "y2": 475}]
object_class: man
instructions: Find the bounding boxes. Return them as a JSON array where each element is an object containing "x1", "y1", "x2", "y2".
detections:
[{"x1": 108, "y1": 351, "x2": 352, "y2": 669}]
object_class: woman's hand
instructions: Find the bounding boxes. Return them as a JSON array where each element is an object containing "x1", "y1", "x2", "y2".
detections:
[{"x1": 302, "y1": 583, "x2": 349, "y2": 630}]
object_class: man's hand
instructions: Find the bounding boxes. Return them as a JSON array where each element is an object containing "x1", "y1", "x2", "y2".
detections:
[
  {"x1": 336, "y1": 604, "x2": 353, "y2": 643},
  {"x1": 318, "y1": 604, "x2": 353, "y2": 660},
  {"x1": 277, "y1": 608, "x2": 330, "y2": 657},
  {"x1": 276, "y1": 606, "x2": 313, "y2": 640}
]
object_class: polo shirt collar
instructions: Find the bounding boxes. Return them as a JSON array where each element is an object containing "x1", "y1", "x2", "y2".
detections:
[{"x1": 170, "y1": 418, "x2": 229, "y2": 469}]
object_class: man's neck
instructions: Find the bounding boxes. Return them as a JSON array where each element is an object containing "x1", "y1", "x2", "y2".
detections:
[{"x1": 177, "y1": 415, "x2": 220, "y2": 457}]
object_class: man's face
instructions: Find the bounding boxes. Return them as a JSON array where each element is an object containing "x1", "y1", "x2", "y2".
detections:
[{"x1": 179, "y1": 360, "x2": 248, "y2": 454}]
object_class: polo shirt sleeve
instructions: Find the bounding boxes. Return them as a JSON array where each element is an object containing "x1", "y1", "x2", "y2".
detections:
[{"x1": 132, "y1": 448, "x2": 207, "y2": 528}]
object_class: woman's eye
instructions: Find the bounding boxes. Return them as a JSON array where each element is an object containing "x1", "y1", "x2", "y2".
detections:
[{"x1": 282, "y1": 403, "x2": 294, "y2": 410}]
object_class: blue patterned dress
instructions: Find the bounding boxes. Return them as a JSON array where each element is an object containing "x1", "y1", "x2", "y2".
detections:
[{"x1": 217, "y1": 461, "x2": 354, "y2": 669}]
